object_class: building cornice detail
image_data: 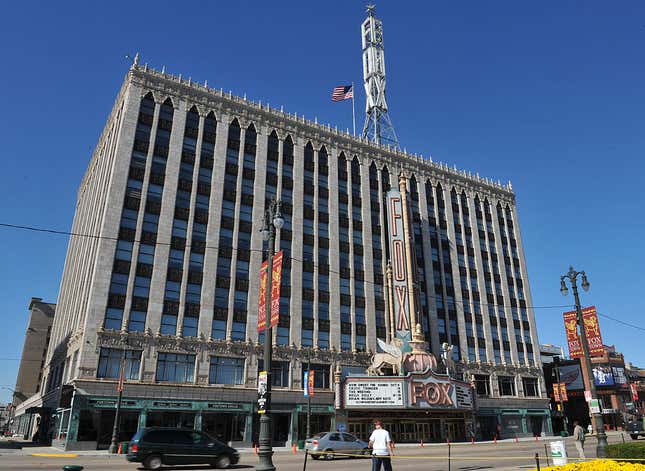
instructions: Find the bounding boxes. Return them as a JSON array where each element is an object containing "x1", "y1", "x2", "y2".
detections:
[{"x1": 127, "y1": 65, "x2": 515, "y2": 203}]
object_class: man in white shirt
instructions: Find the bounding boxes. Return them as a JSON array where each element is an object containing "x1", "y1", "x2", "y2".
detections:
[{"x1": 368, "y1": 420, "x2": 394, "y2": 471}]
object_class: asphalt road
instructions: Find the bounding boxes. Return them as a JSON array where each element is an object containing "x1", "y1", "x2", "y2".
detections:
[{"x1": 0, "y1": 434, "x2": 627, "y2": 471}]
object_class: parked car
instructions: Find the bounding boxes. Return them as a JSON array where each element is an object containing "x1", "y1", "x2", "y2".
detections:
[
  {"x1": 304, "y1": 431, "x2": 369, "y2": 460},
  {"x1": 627, "y1": 417, "x2": 645, "y2": 440},
  {"x1": 126, "y1": 427, "x2": 239, "y2": 470}
]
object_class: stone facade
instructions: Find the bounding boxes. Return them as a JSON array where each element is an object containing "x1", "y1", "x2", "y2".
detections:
[{"x1": 38, "y1": 63, "x2": 549, "y2": 447}]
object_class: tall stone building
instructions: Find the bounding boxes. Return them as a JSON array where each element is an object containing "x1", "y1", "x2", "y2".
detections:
[{"x1": 40, "y1": 62, "x2": 549, "y2": 449}]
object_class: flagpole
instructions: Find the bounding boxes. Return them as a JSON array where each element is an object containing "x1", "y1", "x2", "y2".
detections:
[{"x1": 351, "y1": 82, "x2": 356, "y2": 136}]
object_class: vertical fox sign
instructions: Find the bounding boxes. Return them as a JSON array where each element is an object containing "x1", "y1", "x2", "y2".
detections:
[{"x1": 386, "y1": 189, "x2": 412, "y2": 349}]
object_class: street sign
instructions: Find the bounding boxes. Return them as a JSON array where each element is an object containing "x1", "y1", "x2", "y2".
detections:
[
  {"x1": 589, "y1": 398, "x2": 601, "y2": 414},
  {"x1": 584, "y1": 390, "x2": 592, "y2": 402},
  {"x1": 550, "y1": 441, "x2": 568, "y2": 466}
]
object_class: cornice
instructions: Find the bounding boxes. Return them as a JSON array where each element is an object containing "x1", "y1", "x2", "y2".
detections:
[{"x1": 126, "y1": 65, "x2": 515, "y2": 203}]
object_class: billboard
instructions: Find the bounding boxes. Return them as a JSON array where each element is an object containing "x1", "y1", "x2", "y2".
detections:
[
  {"x1": 562, "y1": 306, "x2": 603, "y2": 358},
  {"x1": 612, "y1": 367, "x2": 627, "y2": 384},
  {"x1": 593, "y1": 366, "x2": 615, "y2": 387},
  {"x1": 386, "y1": 190, "x2": 411, "y2": 348},
  {"x1": 560, "y1": 364, "x2": 584, "y2": 390}
]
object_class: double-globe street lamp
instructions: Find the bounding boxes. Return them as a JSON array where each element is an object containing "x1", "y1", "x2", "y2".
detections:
[
  {"x1": 108, "y1": 331, "x2": 128, "y2": 454},
  {"x1": 256, "y1": 199, "x2": 283, "y2": 471},
  {"x1": 560, "y1": 266, "x2": 609, "y2": 457}
]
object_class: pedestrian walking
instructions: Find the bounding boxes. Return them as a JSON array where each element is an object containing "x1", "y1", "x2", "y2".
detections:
[
  {"x1": 573, "y1": 420, "x2": 586, "y2": 459},
  {"x1": 368, "y1": 420, "x2": 394, "y2": 471}
]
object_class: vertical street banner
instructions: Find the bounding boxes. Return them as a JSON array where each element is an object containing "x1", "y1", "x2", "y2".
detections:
[
  {"x1": 257, "y1": 371, "x2": 268, "y2": 414},
  {"x1": 559, "y1": 383, "x2": 568, "y2": 402},
  {"x1": 552, "y1": 384, "x2": 561, "y2": 402},
  {"x1": 308, "y1": 370, "x2": 315, "y2": 397},
  {"x1": 258, "y1": 261, "x2": 269, "y2": 332},
  {"x1": 304, "y1": 371, "x2": 309, "y2": 397},
  {"x1": 117, "y1": 357, "x2": 126, "y2": 392},
  {"x1": 563, "y1": 310, "x2": 582, "y2": 358},
  {"x1": 630, "y1": 383, "x2": 639, "y2": 402},
  {"x1": 270, "y1": 250, "x2": 283, "y2": 329},
  {"x1": 386, "y1": 189, "x2": 411, "y2": 347},
  {"x1": 563, "y1": 306, "x2": 603, "y2": 358},
  {"x1": 581, "y1": 306, "x2": 603, "y2": 357}
]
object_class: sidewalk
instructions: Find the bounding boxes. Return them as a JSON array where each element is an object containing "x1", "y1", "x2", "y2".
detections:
[{"x1": 0, "y1": 430, "x2": 626, "y2": 457}]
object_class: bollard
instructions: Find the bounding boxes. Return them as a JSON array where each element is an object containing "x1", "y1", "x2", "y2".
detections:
[
  {"x1": 419, "y1": 439, "x2": 424, "y2": 447},
  {"x1": 535, "y1": 452, "x2": 541, "y2": 471},
  {"x1": 254, "y1": 443, "x2": 258, "y2": 455},
  {"x1": 544, "y1": 443, "x2": 550, "y2": 467},
  {"x1": 302, "y1": 449, "x2": 308, "y2": 471},
  {"x1": 494, "y1": 435, "x2": 497, "y2": 444},
  {"x1": 448, "y1": 442, "x2": 451, "y2": 471},
  {"x1": 292, "y1": 442, "x2": 298, "y2": 454},
  {"x1": 535, "y1": 434, "x2": 539, "y2": 442},
  {"x1": 622, "y1": 433, "x2": 625, "y2": 443},
  {"x1": 471, "y1": 436, "x2": 474, "y2": 445}
]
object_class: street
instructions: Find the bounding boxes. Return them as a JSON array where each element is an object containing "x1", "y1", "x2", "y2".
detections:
[{"x1": 0, "y1": 434, "x2": 627, "y2": 471}]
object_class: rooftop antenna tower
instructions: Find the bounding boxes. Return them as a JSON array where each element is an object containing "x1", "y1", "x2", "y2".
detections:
[{"x1": 361, "y1": 4, "x2": 400, "y2": 149}]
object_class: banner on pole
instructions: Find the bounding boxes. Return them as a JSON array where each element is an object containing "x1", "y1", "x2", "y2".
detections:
[
  {"x1": 552, "y1": 384, "x2": 561, "y2": 402},
  {"x1": 630, "y1": 383, "x2": 639, "y2": 402},
  {"x1": 117, "y1": 357, "x2": 126, "y2": 392},
  {"x1": 270, "y1": 251, "x2": 283, "y2": 329},
  {"x1": 304, "y1": 371, "x2": 309, "y2": 397},
  {"x1": 258, "y1": 371, "x2": 268, "y2": 414},
  {"x1": 559, "y1": 383, "x2": 568, "y2": 402},
  {"x1": 308, "y1": 370, "x2": 315, "y2": 397},
  {"x1": 258, "y1": 261, "x2": 269, "y2": 332},
  {"x1": 563, "y1": 311, "x2": 582, "y2": 358}
]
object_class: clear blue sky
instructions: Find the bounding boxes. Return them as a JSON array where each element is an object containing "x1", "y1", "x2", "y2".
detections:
[{"x1": 1, "y1": 1, "x2": 644, "y2": 403}]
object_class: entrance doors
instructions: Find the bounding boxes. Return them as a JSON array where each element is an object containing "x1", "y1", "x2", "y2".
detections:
[{"x1": 416, "y1": 421, "x2": 440, "y2": 442}]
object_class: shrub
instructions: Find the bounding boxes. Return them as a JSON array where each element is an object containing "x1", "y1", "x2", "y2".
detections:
[
  {"x1": 607, "y1": 442, "x2": 645, "y2": 463},
  {"x1": 536, "y1": 459, "x2": 645, "y2": 470}
]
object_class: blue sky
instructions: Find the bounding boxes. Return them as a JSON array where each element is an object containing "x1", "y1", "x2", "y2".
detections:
[{"x1": 1, "y1": 1, "x2": 644, "y2": 403}]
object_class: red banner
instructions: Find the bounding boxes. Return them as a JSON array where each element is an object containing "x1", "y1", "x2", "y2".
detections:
[
  {"x1": 631, "y1": 383, "x2": 639, "y2": 402},
  {"x1": 269, "y1": 251, "x2": 283, "y2": 329},
  {"x1": 117, "y1": 357, "x2": 126, "y2": 392},
  {"x1": 258, "y1": 261, "x2": 269, "y2": 332},
  {"x1": 582, "y1": 306, "x2": 603, "y2": 357},
  {"x1": 308, "y1": 370, "x2": 315, "y2": 397},
  {"x1": 563, "y1": 310, "x2": 582, "y2": 358},
  {"x1": 552, "y1": 384, "x2": 561, "y2": 402},
  {"x1": 559, "y1": 383, "x2": 568, "y2": 402}
]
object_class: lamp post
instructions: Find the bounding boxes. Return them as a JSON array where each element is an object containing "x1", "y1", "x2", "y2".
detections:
[
  {"x1": 256, "y1": 199, "x2": 283, "y2": 471},
  {"x1": 108, "y1": 331, "x2": 128, "y2": 454},
  {"x1": 560, "y1": 266, "x2": 609, "y2": 457},
  {"x1": 552, "y1": 356, "x2": 569, "y2": 434}
]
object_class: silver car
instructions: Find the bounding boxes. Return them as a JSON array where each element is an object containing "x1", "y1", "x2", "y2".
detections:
[{"x1": 305, "y1": 432, "x2": 370, "y2": 460}]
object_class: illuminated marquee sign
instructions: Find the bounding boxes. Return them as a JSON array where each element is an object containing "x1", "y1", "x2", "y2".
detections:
[
  {"x1": 342, "y1": 371, "x2": 473, "y2": 410},
  {"x1": 386, "y1": 190, "x2": 411, "y2": 345}
]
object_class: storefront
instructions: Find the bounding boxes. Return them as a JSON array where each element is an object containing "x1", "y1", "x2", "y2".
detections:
[{"x1": 475, "y1": 405, "x2": 552, "y2": 440}]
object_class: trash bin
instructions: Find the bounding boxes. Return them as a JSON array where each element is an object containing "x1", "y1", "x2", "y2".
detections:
[
  {"x1": 560, "y1": 431, "x2": 568, "y2": 437},
  {"x1": 119, "y1": 441, "x2": 130, "y2": 454},
  {"x1": 298, "y1": 440, "x2": 305, "y2": 450}
]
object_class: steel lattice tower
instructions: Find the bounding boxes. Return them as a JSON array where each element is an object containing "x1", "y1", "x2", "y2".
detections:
[{"x1": 361, "y1": 5, "x2": 400, "y2": 149}]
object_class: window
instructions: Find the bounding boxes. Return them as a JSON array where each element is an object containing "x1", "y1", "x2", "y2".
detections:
[
  {"x1": 133, "y1": 276, "x2": 150, "y2": 297},
  {"x1": 128, "y1": 310, "x2": 146, "y2": 332},
  {"x1": 156, "y1": 353, "x2": 195, "y2": 383},
  {"x1": 185, "y1": 283, "x2": 201, "y2": 303},
  {"x1": 165, "y1": 281, "x2": 181, "y2": 300},
  {"x1": 115, "y1": 241, "x2": 133, "y2": 261},
  {"x1": 498, "y1": 376, "x2": 516, "y2": 396},
  {"x1": 522, "y1": 377, "x2": 539, "y2": 397},
  {"x1": 160, "y1": 313, "x2": 177, "y2": 335},
  {"x1": 97, "y1": 348, "x2": 141, "y2": 380},
  {"x1": 138, "y1": 244, "x2": 155, "y2": 264},
  {"x1": 211, "y1": 319, "x2": 226, "y2": 340},
  {"x1": 209, "y1": 356, "x2": 244, "y2": 385},
  {"x1": 120, "y1": 208, "x2": 138, "y2": 229},
  {"x1": 474, "y1": 375, "x2": 490, "y2": 396},
  {"x1": 302, "y1": 329, "x2": 313, "y2": 347},
  {"x1": 258, "y1": 360, "x2": 289, "y2": 387},
  {"x1": 318, "y1": 331, "x2": 329, "y2": 349},
  {"x1": 104, "y1": 308, "x2": 123, "y2": 330},
  {"x1": 341, "y1": 333, "x2": 351, "y2": 351},
  {"x1": 310, "y1": 364, "x2": 330, "y2": 389},
  {"x1": 182, "y1": 314, "x2": 199, "y2": 337},
  {"x1": 231, "y1": 321, "x2": 246, "y2": 341},
  {"x1": 109, "y1": 273, "x2": 128, "y2": 295}
]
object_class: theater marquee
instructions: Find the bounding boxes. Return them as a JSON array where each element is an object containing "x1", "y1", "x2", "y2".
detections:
[{"x1": 342, "y1": 370, "x2": 473, "y2": 411}]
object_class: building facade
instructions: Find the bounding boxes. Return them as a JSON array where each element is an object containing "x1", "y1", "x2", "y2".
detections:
[
  {"x1": 10, "y1": 298, "x2": 55, "y2": 440},
  {"x1": 40, "y1": 63, "x2": 549, "y2": 449}
]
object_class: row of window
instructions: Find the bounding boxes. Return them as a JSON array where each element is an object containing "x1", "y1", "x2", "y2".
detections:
[
  {"x1": 473, "y1": 373, "x2": 539, "y2": 397},
  {"x1": 97, "y1": 348, "x2": 331, "y2": 388}
]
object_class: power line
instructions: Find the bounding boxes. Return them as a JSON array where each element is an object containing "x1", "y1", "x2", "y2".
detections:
[
  {"x1": 597, "y1": 312, "x2": 645, "y2": 332},
  {"x1": 0, "y1": 221, "x2": 573, "y2": 311}
]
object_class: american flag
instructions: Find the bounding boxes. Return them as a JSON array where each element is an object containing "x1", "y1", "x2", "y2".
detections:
[{"x1": 332, "y1": 85, "x2": 353, "y2": 101}]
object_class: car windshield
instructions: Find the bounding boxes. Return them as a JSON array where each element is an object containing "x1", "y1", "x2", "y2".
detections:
[
  {"x1": 130, "y1": 429, "x2": 145, "y2": 441},
  {"x1": 312, "y1": 433, "x2": 327, "y2": 439}
]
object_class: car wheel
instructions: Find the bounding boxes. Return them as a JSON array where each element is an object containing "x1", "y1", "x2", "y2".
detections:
[
  {"x1": 214, "y1": 454, "x2": 231, "y2": 469},
  {"x1": 324, "y1": 449, "x2": 334, "y2": 460},
  {"x1": 143, "y1": 454, "x2": 163, "y2": 470},
  {"x1": 311, "y1": 454, "x2": 320, "y2": 460}
]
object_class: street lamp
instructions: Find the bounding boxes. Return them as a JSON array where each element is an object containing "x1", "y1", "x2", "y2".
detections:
[
  {"x1": 560, "y1": 266, "x2": 608, "y2": 457},
  {"x1": 108, "y1": 331, "x2": 128, "y2": 454},
  {"x1": 304, "y1": 349, "x2": 312, "y2": 440},
  {"x1": 256, "y1": 199, "x2": 283, "y2": 471}
]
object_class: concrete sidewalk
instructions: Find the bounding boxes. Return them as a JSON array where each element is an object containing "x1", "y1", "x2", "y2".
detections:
[{"x1": 0, "y1": 430, "x2": 626, "y2": 457}]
